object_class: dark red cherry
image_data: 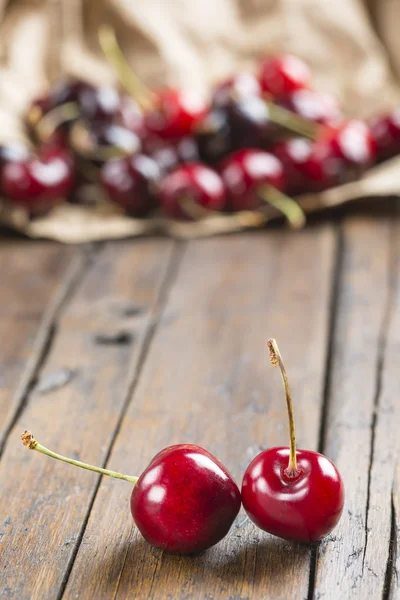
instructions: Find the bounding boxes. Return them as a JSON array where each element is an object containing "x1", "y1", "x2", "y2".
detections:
[
  {"x1": 241, "y1": 339, "x2": 344, "y2": 544},
  {"x1": 131, "y1": 444, "x2": 241, "y2": 554},
  {"x1": 272, "y1": 138, "x2": 313, "y2": 195},
  {"x1": 100, "y1": 154, "x2": 160, "y2": 216},
  {"x1": 280, "y1": 90, "x2": 343, "y2": 127},
  {"x1": 22, "y1": 432, "x2": 241, "y2": 555},
  {"x1": 301, "y1": 120, "x2": 377, "y2": 191},
  {"x1": 195, "y1": 108, "x2": 234, "y2": 165},
  {"x1": 212, "y1": 73, "x2": 262, "y2": 108},
  {"x1": 159, "y1": 162, "x2": 226, "y2": 219},
  {"x1": 219, "y1": 148, "x2": 284, "y2": 211},
  {"x1": 258, "y1": 54, "x2": 312, "y2": 99},
  {"x1": 242, "y1": 447, "x2": 344, "y2": 543},
  {"x1": 224, "y1": 96, "x2": 284, "y2": 149},
  {"x1": 2, "y1": 145, "x2": 75, "y2": 214},
  {"x1": 145, "y1": 88, "x2": 208, "y2": 139},
  {"x1": 52, "y1": 80, "x2": 121, "y2": 123},
  {"x1": 71, "y1": 120, "x2": 141, "y2": 163},
  {"x1": 371, "y1": 109, "x2": 400, "y2": 161},
  {"x1": 142, "y1": 134, "x2": 199, "y2": 174}
]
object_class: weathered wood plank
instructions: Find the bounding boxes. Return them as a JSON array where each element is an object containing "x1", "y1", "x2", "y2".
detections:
[
  {"x1": 0, "y1": 240, "x2": 76, "y2": 451},
  {"x1": 63, "y1": 227, "x2": 336, "y2": 600},
  {"x1": 314, "y1": 215, "x2": 395, "y2": 599},
  {"x1": 0, "y1": 239, "x2": 176, "y2": 600}
]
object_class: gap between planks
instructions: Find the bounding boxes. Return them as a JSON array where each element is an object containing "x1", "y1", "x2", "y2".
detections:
[
  {"x1": 0, "y1": 244, "x2": 96, "y2": 456},
  {"x1": 55, "y1": 240, "x2": 185, "y2": 600}
]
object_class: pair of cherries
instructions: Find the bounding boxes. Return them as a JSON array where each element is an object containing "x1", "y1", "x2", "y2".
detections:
[{"x1": 22, "y1": 339, "x2": 344, "y2": 554}]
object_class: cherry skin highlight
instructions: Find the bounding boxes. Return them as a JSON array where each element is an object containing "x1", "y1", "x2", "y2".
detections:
[
  {"x1": 220, "y1": 148, "x2": 285, "y2": 211},
  {"x1": 159, "y1": 162, "x2": 226, "y2": 219},
  {"x1": 258, "y1": 54, "x2": 312, "y2": 99},
  {"x1": 145, "y1": 88, "x2": 208, "y2": 139},
  {"x1": 2, "y1": 145, "x2": 75, "y2": 214},
  {"x1": 242, "y1": 447, "x2": 344, "y2": 543},
  {"x1": 131, "y1": 444, "x2": 241, "y2": 554},
  {"x1": 241, "y1": 339, "x2": 344, "y2": 544},
  {"x1": 21, "y1": 432, "x2": 241, "y2": 555},
  {"x1": 100, "y1": 153, "x2": 160, "y2": 216}
]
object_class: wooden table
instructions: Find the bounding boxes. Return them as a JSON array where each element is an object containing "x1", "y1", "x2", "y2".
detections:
[{"x1": 0, "y1": 208, "x2": 398, "y2": 599}]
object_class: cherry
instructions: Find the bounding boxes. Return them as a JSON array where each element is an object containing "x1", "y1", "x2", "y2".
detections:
[
  {"x1": 158, "y1": 162, "x2": 226, "y2": 220},
  {"x1": 242, "y1": 339, "x2": 344, "y2": 543},
  {"x1": 272, "y1": 138, "x2": 313, "y2": 195},
  {"x1": 144, "y1": 88, "x2": 208, "y2": 139},
  {"x1": 2, "y1": 144, "x2": 75, "y2": 214},
  {"x1": 220, "y1": 149, "x2": 305, "y2": 227},
  {"x1": 280, "y1": 90, "x2": 343, "y2": 127},
  {"x1": 51, "y1": 80, "x2": 121, "y2": 123},
  {"x1": 371, "y1": 108, "x2": 400, "y2": 161},
  {"x1": 21, "y1": 431, "x2": 241, "y2": 554},
  {"x1": 303, "y1": 120, "x2": 377, "y2": 191},
  {"x1": 258, "y1": 54, "x2": 312, "y2": 99},
  {"x1": 100, "y1": 154, "x2": 160, "y2": 216},
  {"x1": 142, "y1": 134, "x2": 199, "y2": 174},
  {"x1": 195, "y1": 108, "x2": 234, "y2": 165},
  {"x1": 212, "y1": 73, "x2": 262, "y2": 108}
]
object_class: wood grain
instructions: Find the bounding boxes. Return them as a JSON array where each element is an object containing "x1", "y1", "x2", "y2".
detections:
[
  {"x1": 63, "y1": 227, "x2": 336, "y2": 600},
  {"x1": 0, "y1": 240, "x2": 76, "y2": 451},
  {"x1": 0, "y1": 239, "x2": 175, "y2": 600},
  {"x1": 313, "y1": 215, "x2": 395, "y2": 599}
]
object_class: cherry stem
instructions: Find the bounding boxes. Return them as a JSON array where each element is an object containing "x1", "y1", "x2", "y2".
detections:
[
  {"x1": 35, "y1": 102, "x2": 80, "y2": 142},
  {"x1": 267, "y1": 339, "x2": 298, "y2": 477},
  {"x1": 258, "y1": 185, "x2": 306, "y2": 230},
  {"x1": 266, "y1": 102, "x2": 319, "y2": 140},
  {"x1": 21, "y1": 431, "x2": 138, "y2": 484},
  {"x1": 98, "y1": 25, "x2": 156, "y2": 112}
]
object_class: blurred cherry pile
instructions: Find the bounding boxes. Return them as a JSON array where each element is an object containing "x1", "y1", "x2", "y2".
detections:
[{"x1": 2, "y1": 42, "x2": 399, "y2": 224}]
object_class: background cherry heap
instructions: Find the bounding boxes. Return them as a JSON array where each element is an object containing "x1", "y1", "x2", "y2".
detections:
[{"x1": 1, "y1": 27, "x2": 396, "y2": 224}]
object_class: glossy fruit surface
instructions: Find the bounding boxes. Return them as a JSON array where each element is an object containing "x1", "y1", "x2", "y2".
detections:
[
  {"x1": 330, "y1": 119, "x2": 376, "y2": 166},
  {"x1": 100, "y1": 153, "x2": 160, "y2": 216},
  {"x1": 2, "y1": 145, "x2": 75, "y2": 213},
  {"x1": 159, "y1": 162, "x2": 226, "y2": 219},
  {"x1": 371, "y1": 109, "x2": 400, "y2": 161},
  {"x1": 195, "y1": 108, "x2": 233, "y2": 165},
  {"x1": 258, "y1": 54, "x2": 312, "y2": 99},
  {"x1": 220, "y1": 148, "x2": 284, "y2": 211},
  {"x1": 281, "y1": 90, "x2": 343, "y2": 126},
  {"x1": 212, "y1": 73, "x2": 262, "y2": 108},
  {"x1": 145, "y1": 88, "x2": 208, "y2": 139},
  {"x1": 143, "y1": 134, "x2": 199, "y2": 174},
  {"x1": 272, "y1": 138, "x2": 313, "y2": 195},
  {"x1": 131, "y1": 444, "x2": 241, "y2": 554},
  {"x1": 225, "y1": 96, "x2": 283, "y2": 149},
  {"x1": 242, "y1": 446, "x2": 344, "y2": 543}
]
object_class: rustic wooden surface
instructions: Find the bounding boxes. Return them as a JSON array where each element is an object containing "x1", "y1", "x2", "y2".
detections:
[{"x1": 0, "y1": 212, "x2": 398, "y2": 599}]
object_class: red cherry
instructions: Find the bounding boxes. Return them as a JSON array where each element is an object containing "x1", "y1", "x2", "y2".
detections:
[
  {"x1": 145, "y1": 89, "x2": 208, "y2": 139},
  {"x1": 212, "y1": 73, "x2": 262, "y2": 108},
  {"x1": 242, "y1": 339, "x2": 344, "y2": 543},
  {"x1": 100, "y1": 154, "x2": 160, "y2": 216},
  {"x1": 159, "y1": 162, "x2": 226, "y2": 220},
  {"x1": 21, "y1": 432, "x2": 241, "y2": 555},
  {"x1": 242, "y1": 447, "x2": 344, "y2": 543},
  {"x1": 219, "y1": 149, "x2": 285, "y2": 211},
  {"x1": 272, "y1": 138, "x2": 313, "y2": 195},
  {"x1": 302, "y1": 120, "x2": 377, "y2": 192},
  {"x1": 2, "y1": 145, "x2": 75, "y2": 214},
  {"x1": 281, "y1": 90, "x2": 343, "y2": 127},
  {"x1": 131, "y1": 444, "x2": 241, "y2": 553},
  {"x1": 371, "y1": 109, "x2": 400, "y2": 161},
  {"x1": 258, "y1": 54, "x2": 312, "y2": 99}
]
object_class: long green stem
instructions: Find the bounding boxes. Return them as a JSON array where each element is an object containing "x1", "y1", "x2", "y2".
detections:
[
  {"x1": 98, "y1": 25, "x2": 156, "y2": 111},
  {"x1": 267, "y1": 102, "x2": 319, "y2": 140},
  {"x1": 267, "y1": 339, "x2": 298, "y2": 476},
  {"x1": 21, "y1": 431, "x2": 138, "y2": 484},
  {"x1": 258, "y1": 185, "x2": 306, "y2": 230}
]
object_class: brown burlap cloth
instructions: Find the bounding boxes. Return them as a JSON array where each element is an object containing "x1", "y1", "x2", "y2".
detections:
[{"x1": 1, "y1": 0, "x2": 400, "y2": 243}]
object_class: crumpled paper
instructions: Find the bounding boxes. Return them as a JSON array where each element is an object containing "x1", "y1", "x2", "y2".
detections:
[{"x1": 0, "y1": 0, "x2": 399, "y2": 242}]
